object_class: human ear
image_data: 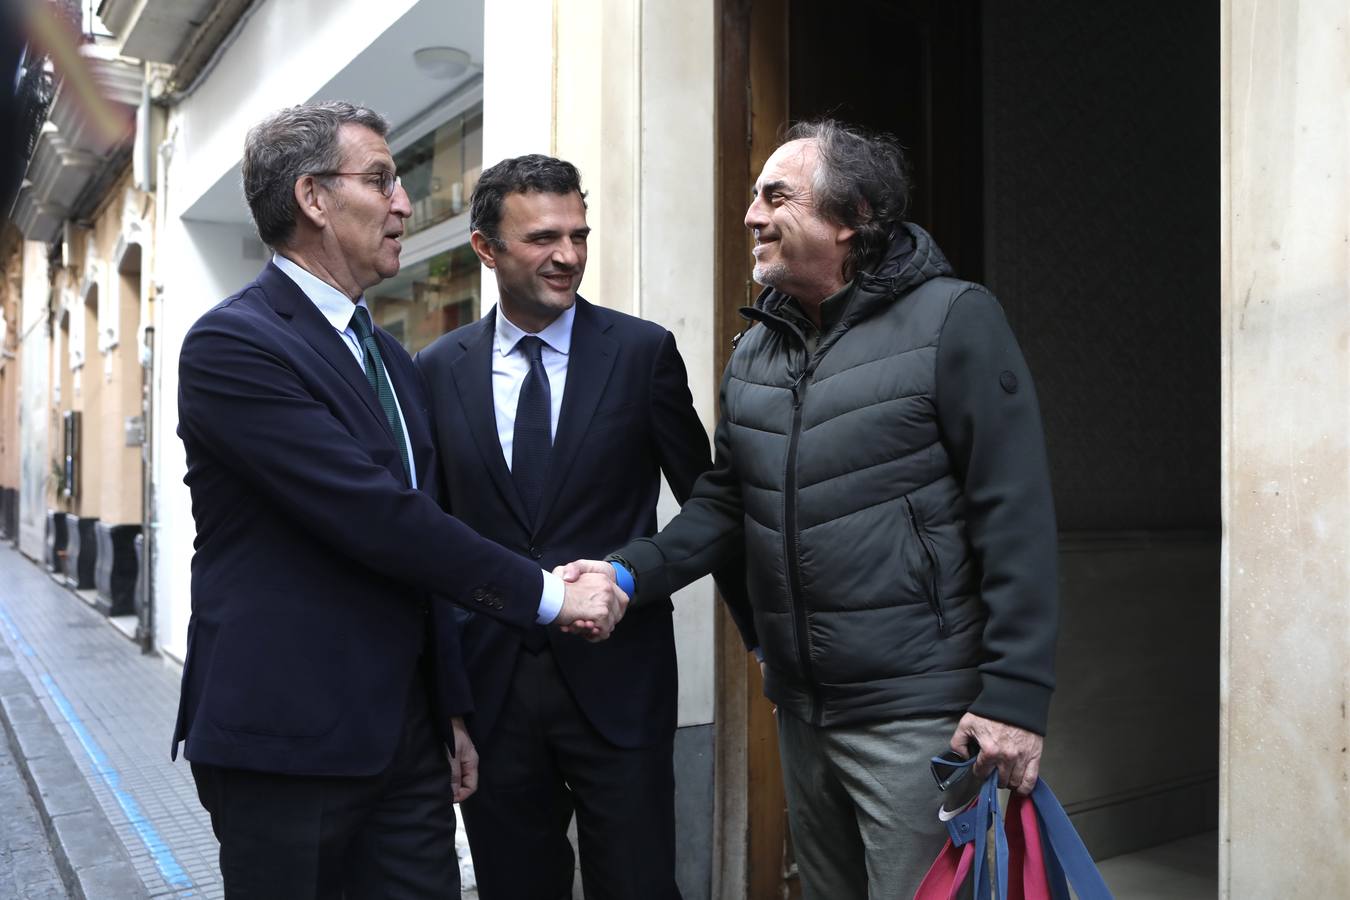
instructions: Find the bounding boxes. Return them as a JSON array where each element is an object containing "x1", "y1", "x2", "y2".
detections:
[
  {"x1": 469, "y1": 231, "x2": 499, "y2": 269},
  {"x1": 294, "y1": 175, "x2": 327, "y2": 229}
]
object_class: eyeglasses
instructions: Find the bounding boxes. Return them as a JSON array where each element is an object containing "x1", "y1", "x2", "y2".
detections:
[
  {"x1": 309, "y1": 170, "x2": 402, "y2": 198},
  {"x1": 929, "y1": 745, "x2": 980, "y2": 792}
]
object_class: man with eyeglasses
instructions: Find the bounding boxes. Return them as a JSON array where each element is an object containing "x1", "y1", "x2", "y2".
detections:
[{"x1": 173, "y1": 101, "x2": 629, "y2": 898}]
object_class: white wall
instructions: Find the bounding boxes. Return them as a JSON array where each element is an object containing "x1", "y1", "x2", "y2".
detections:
[
  {"x1": 151, "y1": 215, "x2": 266, "y2": 660},
  {"x1": 17, "y1": 242, "x2": 50, "y2": 561},
  {"x1": 478, "y1": 0, "x2": 555, "y2": 314},
  {"x1": 638, "y1": 0, "x2": 718, "y2": 728},
  {"x1": 1221, "y1": 0, "x2": 1350, "y2": 895}
]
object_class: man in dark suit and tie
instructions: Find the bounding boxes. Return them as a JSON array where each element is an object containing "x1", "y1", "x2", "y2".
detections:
[
  {"x1": 415, "y1": 155, "x2": 730, "y2": 899},
  {"x1": 174, "y1": 104, "x2": 627, "y2": 899}
]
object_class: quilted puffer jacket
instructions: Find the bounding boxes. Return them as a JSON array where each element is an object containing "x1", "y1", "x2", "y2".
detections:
[{"x1": 618, "y1": 224, "x2": 1058, "y2": 733}]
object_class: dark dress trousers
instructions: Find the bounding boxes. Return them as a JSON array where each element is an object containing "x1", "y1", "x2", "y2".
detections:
[
  {"x1": 174, "y1": 262, "x2": 546, "y2": 898},
  {"x1": 414, "y1": 298, "x2": 719, "y2": 899}
]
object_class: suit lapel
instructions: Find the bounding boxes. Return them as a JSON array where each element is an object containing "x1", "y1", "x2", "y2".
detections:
[
  {"x1": 260, "y1": 263, "x2": 390, "y2": 434},
  {"x1": 261, "y1": 263, "x2": 411, "y2": 487},
  {"x1": 450, "y1": 314, "x2": 531, "y2": 529},
  {"x1": 533, "y1": 298, "x2": 617, "y2": 533}
]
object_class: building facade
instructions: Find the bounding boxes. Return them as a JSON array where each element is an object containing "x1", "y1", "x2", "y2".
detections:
[
  {"x1": 1, "y1": 0, "x2": 1345, "y2": 897},
  {"x1": 6, "y1": 6, "x2": 148, "y2": 633}
]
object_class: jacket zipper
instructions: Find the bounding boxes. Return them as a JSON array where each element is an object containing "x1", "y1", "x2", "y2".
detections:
[
  {"x1": 904, "y1": 497, "x2": 948, "y2": 636},
  {"x1": 784, "y1": 366, "x2": 821, "y2": 724}
]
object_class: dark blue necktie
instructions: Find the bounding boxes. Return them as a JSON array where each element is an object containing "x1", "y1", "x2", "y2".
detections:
[
  {"x1": 512, "y1": 335, "x2": 552, "y2": 524},
  {"x1": 349, "y1": 306, "x2": 411, "y2": 484}
]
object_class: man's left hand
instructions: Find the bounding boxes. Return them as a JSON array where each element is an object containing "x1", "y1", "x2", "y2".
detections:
[
  {"x1": 449, "y1": 716, "x2": 479, "y2": 803},
  {"x1": 949, "y1": 712, "x2": 1043, "y2": 796}
]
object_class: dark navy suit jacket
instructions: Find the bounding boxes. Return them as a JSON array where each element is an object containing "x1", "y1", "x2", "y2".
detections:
[
  {"x1": 172, "y1": 262, "x2": 543, "y2": 777},
  {"x1": 414, "y1": 298, "x2": 719, "y2": 749}
]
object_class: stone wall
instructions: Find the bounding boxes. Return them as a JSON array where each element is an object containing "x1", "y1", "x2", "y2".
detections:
[{"x1": 1220, "y1": 0, "x2": 1350, "y2": 895}]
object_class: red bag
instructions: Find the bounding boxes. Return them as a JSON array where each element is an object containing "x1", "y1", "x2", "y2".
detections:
[
  {"x1": 1005, "y1": 792, "x2": 1052, "y2": 900},
  {"x1": 914, "y1": 772, "x2": 1112, "y2": 900}
]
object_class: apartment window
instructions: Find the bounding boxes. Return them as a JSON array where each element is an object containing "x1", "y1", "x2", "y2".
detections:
[
  {"x1": 395, "y1": 107, "x2": 483, "y2": 238},
  {"x1": 367, "y1": 243, "x2": 480, "y2": 356}
]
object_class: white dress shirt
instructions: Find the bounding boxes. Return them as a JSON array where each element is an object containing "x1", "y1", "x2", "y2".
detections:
[
  {"x1": 493, "y1": 303, "x2": 575, "y2": 469},
  {"x1": 271, "y1": 254, "x2": 564, "y2": 623},
  {"x1": 272, "y1": 253, "x2": 418, "y2": 490}
]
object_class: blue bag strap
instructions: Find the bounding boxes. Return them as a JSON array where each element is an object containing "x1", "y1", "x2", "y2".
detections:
[
  {"x1": 991, "y1": 778, "x2": 1009, "y2": 900},
  {"x1": 1037, "y1": 812, "x2": 1072, "y2": 900},
  {"x1": 1031, "y1": 779, "x2": 1114, "y2": 900},
  {"x1": 944, "y1": 772, "x2": 1008, "y2": 900}
]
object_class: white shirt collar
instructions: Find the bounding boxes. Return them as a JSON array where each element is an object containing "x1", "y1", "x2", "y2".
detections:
[
  {"x1": 493, "y1": 302, "x2": 576, "y2": 358},
  {"x1": 272, "y1": 253, "x2": 369, "y2": 332}
]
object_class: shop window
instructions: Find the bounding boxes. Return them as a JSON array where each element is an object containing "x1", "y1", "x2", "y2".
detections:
[
  {"x1": 395, "y1": 106, "x2": 483, "y2": 238},
  {"x1": 367, "y1": 243, "x2": 480, "y2": 356}
]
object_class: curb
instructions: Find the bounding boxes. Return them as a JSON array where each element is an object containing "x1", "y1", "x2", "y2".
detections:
[{"x1": 0, "y1": 638, "x2": 149, "y2": 900}]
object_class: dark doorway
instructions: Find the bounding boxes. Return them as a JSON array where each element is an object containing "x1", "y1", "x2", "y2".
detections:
[{"x1": 788, "y1": 0, "x2": 983, "y2": 279}]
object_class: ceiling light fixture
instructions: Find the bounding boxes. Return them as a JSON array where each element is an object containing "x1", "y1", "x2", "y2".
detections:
[{"x1": 413, "y1": 46, "x2": 473, "y2": 80}]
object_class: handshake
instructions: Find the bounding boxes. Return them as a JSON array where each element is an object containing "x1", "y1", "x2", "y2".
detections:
[{"x1": 552, "y1": 559, "x2": 627, "y2": 642}]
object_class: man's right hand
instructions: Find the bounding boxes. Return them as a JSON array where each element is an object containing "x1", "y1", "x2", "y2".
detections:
[
  {"x1": 555, "y1": 571, "x2": 628, "y2": 641},
  {"x1": 554, "y1": 559, "x2": 614, "y2": 583},
  {"x1": 950, "y1": 712, "x2": 1044, "y2": 796}
]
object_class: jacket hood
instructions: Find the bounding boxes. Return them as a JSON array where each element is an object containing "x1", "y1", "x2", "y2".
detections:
[{"x1": 748, "y1": 222, "x2": 954, "y2": 325}]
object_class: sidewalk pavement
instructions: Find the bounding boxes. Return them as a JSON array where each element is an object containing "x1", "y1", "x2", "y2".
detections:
[
  {"x1": 0, "y1": 542, "x2": 216, "y2": 898},
  {"x1": 0, "y1": 541, "x2": 482, "y2": 899}
]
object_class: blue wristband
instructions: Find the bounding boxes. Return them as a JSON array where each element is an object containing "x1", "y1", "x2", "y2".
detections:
[{"x1": 609, "y1": 560, "x2": 636, "y2": 597}]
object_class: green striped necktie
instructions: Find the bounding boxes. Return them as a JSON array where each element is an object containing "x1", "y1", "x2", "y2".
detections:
[{"x1": 349, "y1": 305, "x2": 411, "y2": 484}]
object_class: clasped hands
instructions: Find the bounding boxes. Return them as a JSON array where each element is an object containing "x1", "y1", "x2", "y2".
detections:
[{"x1": 553, "y1": 559, "x2": 628, "y2": 641}]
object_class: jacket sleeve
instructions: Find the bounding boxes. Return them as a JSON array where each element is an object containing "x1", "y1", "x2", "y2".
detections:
[
  {"x1": 934, "y1": 288, "x2": 1059, "y2": 735},
  {"x1": 178, "y1": 311, "x2": 544, "y2": 630},
  {"x1": 643, "y1": 332, "x2": 757, "y2": 650}
]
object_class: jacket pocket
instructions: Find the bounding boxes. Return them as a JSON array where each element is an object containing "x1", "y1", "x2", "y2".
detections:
[{"x1": 903, "y1": 497, "x2": 948, "y2": 636}]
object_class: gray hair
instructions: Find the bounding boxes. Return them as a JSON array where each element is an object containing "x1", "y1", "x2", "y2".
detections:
[
  {"x1": 783, "y1": 119, "x2": 912, "y2": 278},
  {"x1": 242, "y1": 101, "x2": 390, "y2": 247}
]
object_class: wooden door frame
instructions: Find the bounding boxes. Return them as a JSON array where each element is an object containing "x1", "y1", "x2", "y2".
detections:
[{"x1": 712, "y1": 1, "x2": 791, "y2": 897}]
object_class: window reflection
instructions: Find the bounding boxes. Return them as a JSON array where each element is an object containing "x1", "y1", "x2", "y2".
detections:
[
  {"x1": 396, "y1": 106, "x2": 483, "y2": 237},
  {"x1": 368, "y1": 244, "x2": 481, "y2": 355}
]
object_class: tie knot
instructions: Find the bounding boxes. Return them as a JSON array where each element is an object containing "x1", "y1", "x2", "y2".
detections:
[
  {"x1": 350, "y1": 305, "x2": 374, "y2": 340},
  {"x1": 518, "y1": 335, "x2": 546, "y2": 364}
]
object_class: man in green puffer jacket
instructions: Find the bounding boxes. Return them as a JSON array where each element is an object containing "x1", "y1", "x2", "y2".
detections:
[{"x1": 561, "y1": 119, "x2": 1058, "y2": 900}]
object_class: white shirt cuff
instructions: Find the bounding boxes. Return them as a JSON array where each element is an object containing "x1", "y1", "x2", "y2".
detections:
[{"x1": 537, "y1": 571, "x2": 564, "y2": 624}]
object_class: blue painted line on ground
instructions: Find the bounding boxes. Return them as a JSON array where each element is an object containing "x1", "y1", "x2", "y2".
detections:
[
  {"x1": 0, "y1": 597, "x2": 194, "y2": 892},
  {"x1": 39, "y1": 673, "x2": 195, "y2": 891},
  {"x1": 0, "y1": 607, "x2": 36, "y2": 657}
]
